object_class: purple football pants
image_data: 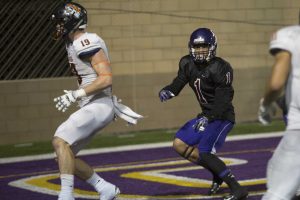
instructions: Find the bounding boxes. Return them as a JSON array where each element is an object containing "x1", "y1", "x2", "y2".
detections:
[{"x1": 175, "y1": 118, "x2": 234, "y2": 153}]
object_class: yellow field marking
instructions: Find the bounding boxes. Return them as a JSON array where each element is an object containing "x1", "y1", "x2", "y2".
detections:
[
  {"x1": 9, "y1": 156, "x2": 266, "y2": 199},
  {"x1": 121, "y1": 157, "x2": 265, "y2": 187}
]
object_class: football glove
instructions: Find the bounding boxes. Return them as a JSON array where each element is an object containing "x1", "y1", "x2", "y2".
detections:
[
  {"x1": 193, "y1": 116, "x2": 209, "y2": 132},
  {"x1": 159, "y1": 90, "x2": 175, "y2": 102},
  {"x1": 54, "y1": 89, "x2": 86, "y2": 112},
  {"x1": 258, "y1": 98, "x2": 276, "y2": 125}
]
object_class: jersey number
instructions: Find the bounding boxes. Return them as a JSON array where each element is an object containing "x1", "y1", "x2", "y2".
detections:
[
  {"x1": 225, "y1": 72, "x2": 231, "y2": 85},
  {"x1": 81, "y1": 39, "x2": 90, "y2": 47},
  {"x1": 194, "y1": 78, "x2": 207, "y2": 104},
  {"x1": 69, "y1": 63, "x2": 82, "y2": 85}
]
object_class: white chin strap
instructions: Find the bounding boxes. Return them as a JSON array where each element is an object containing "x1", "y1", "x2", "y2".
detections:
[{"x1": 112, "y1": 96, "x2": 144, "y2": 125}]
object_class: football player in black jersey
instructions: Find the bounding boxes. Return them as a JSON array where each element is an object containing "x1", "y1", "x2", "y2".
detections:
[{"x1": 159, "y1": 28, "x2": 248, "y2": 200}]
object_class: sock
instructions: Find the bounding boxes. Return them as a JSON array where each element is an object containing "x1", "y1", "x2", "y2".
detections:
[
  {"x1": 198, "y1": 152, "x2": 241, "y2": 189},
  {"x1": 86, "y1": 172, "x2": 108, "y2": 193},
  {"x1": 197, "y1": 159, "x2": 223, "y2": 184},
  {"x1": 212, "y1": 173, "x2": 223, "y2": 184},
  {"x1": 221, "y1": 170, "x2": 241, "y2": 192},
  {"x1": 59, "y1": 174, "x2": 74, "y2": 199}
]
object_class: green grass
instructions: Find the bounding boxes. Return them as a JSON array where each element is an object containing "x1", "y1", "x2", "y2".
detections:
[{"x1": 0, "y1": 120, "x2": 285, "y2": 158}]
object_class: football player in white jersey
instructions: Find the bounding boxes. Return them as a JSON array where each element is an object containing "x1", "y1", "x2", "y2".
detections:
[
  {"x1": 258, "y1": 24, "x2": 300, "y2": 199},
  {"x1": 50, "y1": 2, "x2": 142, "y2": 200}
]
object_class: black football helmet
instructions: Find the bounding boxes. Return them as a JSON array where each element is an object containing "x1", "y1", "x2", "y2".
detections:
[
  {"x1": 51, "y1": 2, "x2": 87, "y2": 40},
  {"x1": 188, "y1": 28, "x2": 217, "y2": 63}
]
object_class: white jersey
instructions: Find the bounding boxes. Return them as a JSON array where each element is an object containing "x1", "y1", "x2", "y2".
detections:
[
  {"x1": 270, "y1": 25, "x2": 300, "y2": 130},
  {"x1": 66, "y1": 32, "x2": 112, "y2": 107}
]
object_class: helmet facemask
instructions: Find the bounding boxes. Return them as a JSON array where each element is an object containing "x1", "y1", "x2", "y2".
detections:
[
  {"x1": 189, "y1": 43, "x2": 211, "y2": 63},
  {"x1": 51, "y1": 18, "x2": 65, "y2": 40}
]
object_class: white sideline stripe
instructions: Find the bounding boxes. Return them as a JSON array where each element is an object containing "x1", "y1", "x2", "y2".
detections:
[{"x1": 0, "y1": 131, "x2": 284, "y2": 164}]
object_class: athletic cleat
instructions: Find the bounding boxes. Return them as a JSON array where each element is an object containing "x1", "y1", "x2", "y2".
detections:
[
  {"x1": 100, "y1": 185, "x2": 120, "y2": 200},
  {"x1": 223, "y1": 187, "x2": 248, "y2": 200},
  {"x1": 208, "y1": 180, "x2": 223, "y2": 195}
]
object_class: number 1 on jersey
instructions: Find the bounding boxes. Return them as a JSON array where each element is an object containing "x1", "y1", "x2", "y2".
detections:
[{"x1": 194, "y1": 78, "x2": 208, "y2": 104}]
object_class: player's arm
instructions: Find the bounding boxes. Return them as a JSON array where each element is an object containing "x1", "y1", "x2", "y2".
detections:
[
  {"x1": 163, "y1": 73, "x2": 187, "y2": 96},
  {"x1": 262, "y1": 50, "x2": 291, "y2": 106},
  {"x1": 159, "y1": 58, "x2": 189, "y2": 102},
  {"x1": 159, "y1": 68, "x2": 188, "y2": 102},
  {"x1": 53, "y1": 49, "x2": 112, "y2": 112},
  {"x1": 258, "y1": 50, "x2": 291, "y2": 124},
  {"x1": 82, "y1": 49, "x2": 112, "y2": 95}
]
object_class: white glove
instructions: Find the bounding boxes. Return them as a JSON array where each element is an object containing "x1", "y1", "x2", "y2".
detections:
[
  {"x1": 54, "y1": 89, "x2": 86, "y2": 112},
  {"x1": 258, "y1": 98, "x2": 276, "y2": 125}
]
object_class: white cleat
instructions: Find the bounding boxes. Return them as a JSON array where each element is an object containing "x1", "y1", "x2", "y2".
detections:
[{"x1": 100, "y1": 185, "x2": 120, "y2": 200}]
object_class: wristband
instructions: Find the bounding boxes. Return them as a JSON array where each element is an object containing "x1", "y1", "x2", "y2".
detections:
[{"x1": 73, "y1": 89, "x2": 87, "y2": 99}]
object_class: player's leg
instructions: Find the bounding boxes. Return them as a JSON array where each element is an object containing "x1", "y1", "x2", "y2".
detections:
[
  {"x1": 173, "y1": 138, "x2": 223, "y2": 195},
  {"x1": 173, "y1": 138, "x2": 199, "y2": 163},
  {"x1": 74, "y1": 158, "x2": 120, "y2": 200},
  {"x1": 173, "y1": 118, "x2": 224, "y2": 195},
  {"x1": 72, "y1": 97, "x2": 119, "y2": 200},
  {"x1": 262, "y1": 130, "x2": 300, "y2": 200},
  {"x1": 197, "y1": 120, "x2": 248, "y2": 200},
  {"x1": 53, "y1": 97, "x2": 117, "y2": 200},
  {"x1": 52, "y1": 137, "x2": 75, "y2": 200},
  {"x1": 173, "y1": 118, "x2": 201, "y2": 162},
  {"x1": 198, "y1": 152, "x2": 248, "y2": 200},
  {"x1": 53, "y1": 107, "x2": 91, "y2": 200}
]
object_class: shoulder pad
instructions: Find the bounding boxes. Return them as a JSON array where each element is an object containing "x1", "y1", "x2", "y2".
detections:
[
  {"x1": 73, "y1": 33, "x2": 103, "y2": 58},
  {"x1": 270, "y1": 26, "x2": 300, "y2": 54},
  {"x1": 210, "y1": 58, "x2": 233, "y2": 86},
  {"x1": 179, "y1": 55, "x2": 191, "y2": 67}
]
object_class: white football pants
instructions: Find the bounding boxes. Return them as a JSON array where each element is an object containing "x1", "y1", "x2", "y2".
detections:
[
  {"x1": 54, "y1": 97, "x2": 114, "y2": 155},
  {"x1": 262, "y1": 130, "x2": 300, "y2": 200}
]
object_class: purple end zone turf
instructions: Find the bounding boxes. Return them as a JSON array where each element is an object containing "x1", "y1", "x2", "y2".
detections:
[{"x1": 0, "y1": 136, "x2": 281, "y2": 200}]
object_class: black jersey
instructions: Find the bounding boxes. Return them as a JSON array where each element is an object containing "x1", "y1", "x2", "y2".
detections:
[{"x1": 163, "y1": 55, "x2": 235, "y2": 122}]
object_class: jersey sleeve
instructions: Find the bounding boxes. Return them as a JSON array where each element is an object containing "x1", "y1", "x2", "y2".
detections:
[
  {"x1": 269, "y1": 27, "x2": 296, "y2": 55},
  {"x1": 73, "y1": 33, "x2": 103, "y2": 58},
  {"x1": 214, "y1": 63, "x2": 233, "y2": 88},
  {"x1": 206, "y1": 62, "x2": 234, "y2": 121},
  {"x1": 162, "y1": 57, "x2": 189, "y2": 96}
]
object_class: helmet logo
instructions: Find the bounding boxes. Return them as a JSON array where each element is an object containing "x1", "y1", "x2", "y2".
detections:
[
  {"x1": 193, "y1": 37, "x2": 205, "y2": 43},
  {"x1": 65, "y1": 4, "x2": 81, "y2": 19}
]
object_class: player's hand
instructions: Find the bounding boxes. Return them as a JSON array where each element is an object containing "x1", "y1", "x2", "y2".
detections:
[
  {"x1": 54, "y1": 90, "x2": 77, "y2": 112},
  {"x1": 54, "y1": 89, "x2": 86, "y2": 112},
  {"x1": 193, "y1": 116, "x2": 209, "y2": 132},
  {"x1": 258, "y1": 98, "x2": 276, "y2": 125},
  {"x1": 159, "y1": 90, "x2": 175, "y2": 102}
]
